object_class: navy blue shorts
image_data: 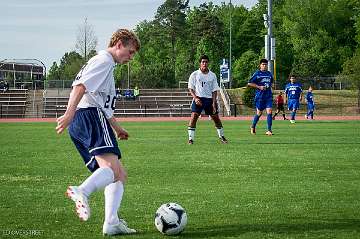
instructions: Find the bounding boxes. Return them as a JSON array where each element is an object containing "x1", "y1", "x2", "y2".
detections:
[
  {"x1": 191, "y1": 97, "x2": 218, "y2": 115},
  {"x1": 307, "y1": 103, "x2": 315, "y2": 111},
  {"x1": 288, "y1": 99, "x2": 300, "y2": 111},
  {"x1": 255, "y1": 97, "x2": 273, "y2": 111},
  {"x1": 69, "y1": 107, "x2": 121, "y2": 172}
]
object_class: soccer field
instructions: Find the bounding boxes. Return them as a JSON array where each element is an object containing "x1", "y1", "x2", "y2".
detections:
[{"x1": 0, "y1": 120, "x2": 359, "y2": 239}]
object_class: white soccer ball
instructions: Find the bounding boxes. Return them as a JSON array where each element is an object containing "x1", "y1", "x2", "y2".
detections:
[{"x1": 154, "y1": 202, "x2": 188, "y2": 235}]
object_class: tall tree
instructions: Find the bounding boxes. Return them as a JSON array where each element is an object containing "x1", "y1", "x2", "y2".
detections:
[
  {"x1": 187, "y1": 3, "x2": 225, "y2": 73},
  {"x1": 75, "y1": 18, "x2": 98, "y2": 62},
  {"x1": 281, "y1": 0, "x2": 358, "y2": 78},
  {"x1": 155, "y1": 0, "x2": 189, "y2": 83},
  {"x1": 340, "y1": 6, "x2": 360, "y2": 111},
  {"x1": 232, "y1": 50, "x2": 259, "y2": 87},
  {"x1": 47, "y1": 51, "x2": 83, "y2": 81}
]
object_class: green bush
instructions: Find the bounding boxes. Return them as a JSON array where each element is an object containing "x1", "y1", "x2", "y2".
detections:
[{"x1": 242, "y1": 87, "x2": 255, "y2": 108}]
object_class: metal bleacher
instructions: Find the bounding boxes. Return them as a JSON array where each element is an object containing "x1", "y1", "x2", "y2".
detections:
[
  {"x1": 0, "y1": 89, "x2": 28, "y2": 118},
  {"x1": 42, "y1": 89, "x2": 193, "y2": 118}
]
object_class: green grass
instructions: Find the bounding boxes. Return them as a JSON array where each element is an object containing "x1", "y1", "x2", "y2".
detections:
[{"x1": 0, "y1": 120, "x2": 360, "y2": 239}]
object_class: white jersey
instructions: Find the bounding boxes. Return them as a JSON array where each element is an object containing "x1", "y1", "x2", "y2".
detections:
[
  {"x1": 188, "y1": 69, "x2": 220, "y2": 99},
  {"x1": 73, "y1": 50, "x2": 116, "y2": 119}
]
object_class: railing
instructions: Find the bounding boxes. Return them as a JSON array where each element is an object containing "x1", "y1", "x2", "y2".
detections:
[
  {"x1": 219, "y1": 87, "x2": 231, "y2": 116},
  {"x1": 0, "y1": 104, "x2": 26, "y2": 118},
  {"x1": 44, "y1": 103, "x2": 191, "y2": 118}
]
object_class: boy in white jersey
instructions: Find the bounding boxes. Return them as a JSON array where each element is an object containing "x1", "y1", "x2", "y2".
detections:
[
  {"x1": 56, "y1": 29, "x2": 140, "y2": 236},
  {"x1": 187, "y1": 55, "x2": 228, "y2": 144}
]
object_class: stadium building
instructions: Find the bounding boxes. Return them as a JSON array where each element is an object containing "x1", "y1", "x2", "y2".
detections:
[{"x1": 0, "y1": 60, "x2": 45, "y2": 89}]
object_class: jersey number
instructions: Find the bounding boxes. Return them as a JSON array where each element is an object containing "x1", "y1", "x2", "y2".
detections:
[{"x1": 104, "y1": 95, "x2": 116, "y2": 110}]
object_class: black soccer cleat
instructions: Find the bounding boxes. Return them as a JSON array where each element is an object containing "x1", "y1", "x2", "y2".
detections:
[{"x1": 219, "y1": 136, "x2": 228, "y2": 144}]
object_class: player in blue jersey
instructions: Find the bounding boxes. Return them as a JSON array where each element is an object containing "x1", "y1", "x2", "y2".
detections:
[
  {"x1": 305, "y1": 86, "x2": 315, "y2": 119},
  {"x1": 284, "y1": 75, "x2": 303, "y2": 123},
  {"x1": 248, "y1": 58, "x2": 274, "y2": 136},
  {"x1": 56, "y1": 29, "x2": 140, "y2": 236}
]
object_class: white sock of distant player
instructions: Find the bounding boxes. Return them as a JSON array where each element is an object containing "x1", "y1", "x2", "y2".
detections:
[
  {"x1": 104, "y1": 181, "x2": 124, "y2": 225},
  {"x1": 78, "y1": 167, "x2": 114, "y2": 198},
  {"x1": 216, "y1": 127, "x2": 224, "y2": 138},
  {"x1": 188, "y1": 127, "x2": 195, "y2": 140}
]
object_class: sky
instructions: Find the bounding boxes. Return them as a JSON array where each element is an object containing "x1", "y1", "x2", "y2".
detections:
[{"x1": 0, "y1": 0, "x2": 258, "y2": 70}]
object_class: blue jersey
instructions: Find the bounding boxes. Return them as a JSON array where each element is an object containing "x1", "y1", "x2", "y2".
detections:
[
  {"x1": 285, "y1": 83, "x2": 302, "y2": 100},
  {"x1": 249, "y1": 70, "x2": 274, "y2": 100},
  {"x1": 306, "y1": 92, "x2": 314, "y2": 104}
]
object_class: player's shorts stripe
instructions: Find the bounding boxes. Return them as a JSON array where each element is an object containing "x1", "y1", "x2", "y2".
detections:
[
  {"x1": 89, "y1": 146, "x2": 114, "y2": 153},
  {"x1": 97, "y1": 108, "x2": 111, "y2": 146},
  {"x1": 99, "y1": 109, "x2": 112, "y2": 147},
  {"x1": 97, "y1": 108, "x2": 112, "y2": 147},
  {"x1": 85, "y1": 156, "x2": 95, "y2": 166}
]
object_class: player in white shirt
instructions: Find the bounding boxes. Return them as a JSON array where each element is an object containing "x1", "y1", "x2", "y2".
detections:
[
  {"x1": 187, "y1": 55, "x2": 228, "y2": 144},
  {"x1": 56, "y1": 29, "x2": 140, "y2": 236}
]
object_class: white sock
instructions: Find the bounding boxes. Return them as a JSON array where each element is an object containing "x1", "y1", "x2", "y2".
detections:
[
  {"x1": 188, "y1": 127, "x2": 195, "y2": 140},
  {"x1": 216, "y1": 127, "x2": 224, "y2": 137},
  {"x1": 79, "y1": 167, "x2": 114, "y2": 198},
  {"x1": 104, "y1": 181, "x2": 124, "y2": 225}
]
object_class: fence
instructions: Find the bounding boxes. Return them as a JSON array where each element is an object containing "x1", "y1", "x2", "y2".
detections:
[{"x1": 45, "y1": 80, "x2": 73, "y2": 90}]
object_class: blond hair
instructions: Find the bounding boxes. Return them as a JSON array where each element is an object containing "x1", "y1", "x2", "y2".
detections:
[{"x1": 108, "y1": 29, "x2": 140, "y2": 51}]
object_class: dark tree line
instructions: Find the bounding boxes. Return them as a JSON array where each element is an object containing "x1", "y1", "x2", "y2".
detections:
[{"x1": 48, "y1": 0, "x2": 360, "y2": 91}]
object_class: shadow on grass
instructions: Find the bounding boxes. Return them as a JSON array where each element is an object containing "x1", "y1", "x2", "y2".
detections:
[{"x1": 180, "y1": 219, "x2": 360, "y2": 238}]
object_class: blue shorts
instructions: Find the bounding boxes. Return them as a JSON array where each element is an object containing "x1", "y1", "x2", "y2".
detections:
[
  {"x1": 288, "y1": 99, "x2": 300, "y2": 111},
  {"x1": 191, "y1": 97, "x2": 218, "y2": 115},
  {"x1": 255, "y1": 97, "x2": 273, "y2": 111},
  {"x1": 69, "y1": 107, "x2": 121, "y2": 172},
  {"x1": 307, "y1": 103, "x2": 315, "y2": 111}
]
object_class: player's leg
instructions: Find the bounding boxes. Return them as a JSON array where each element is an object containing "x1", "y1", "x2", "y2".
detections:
[
  {"x1": 251, "y1": 98, "x2": 265, "y2": 134},
  {"x1": 66, "y1": 108, "x2": 116, "y2": 221},
  {"x1": 288, "y1": 101, "x2": 296, "y2": 123},
  {"x1": 188, "y1": 112, "x2": 200, "y2": 144},
  {"x1": 281, "y1": 106, "x2": 287, "y2": 120},
  {"x1": 305, "y1": 106, "x2": 309, "y2": 119},
  {"x1": 210, "y1": 114, "x2": 228, "y2": 143},
  {"x1": 309, "y1": 103, "x2": 314, "y2": 119},
  {"x1": 203, "y1": 99, "x2": 227, "y2": 143},
  {"x1": 188, "y1": 99, "x2": 203, "y2": 144},
  {"x1": 65, "y1": 141, "x2": 107, "y2": 221},
  {"x1": 251, "y1": 108, "x2": 263, "y2": 135},
  {"x1": 290, "y1": 110, "x2": 296, "y2": 123},
  {"x1": 98, "y1": 154, "x2": 136, "y2": 235},
  {"x1": 273, "y1": 108, "x2": 279, "y2": 120},
  {"x1": 265, "y1": 99, "x2": 273, "y2": 135}
]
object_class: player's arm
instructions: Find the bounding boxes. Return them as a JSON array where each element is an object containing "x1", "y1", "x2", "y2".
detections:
[
  {"x1": 189, "y1": 88, "x2": 201, "y2": 106},
  {"x1": 212, "y1": 90, "x2": 218, "y2": 113},
  {"x1": 56, "y1": 84, "x2": 86, "y2": 134},
  {"x1": 108, "y1": 117, "x2": 129, "y2": 140},
  {"x1": 248, "y1": 82, "x2": 265, "y2": 91},
  {"x1": 188, "y1": 72, "x2": 201, "y2": 106},
  {"x1": 284, "y1": 87, "x2": 290, "y2": 104},
  {"x1": 212, "y1": 90, "x2": 217, "y2": 104}
]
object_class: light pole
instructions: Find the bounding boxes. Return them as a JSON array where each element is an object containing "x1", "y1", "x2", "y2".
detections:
[
  {"x1": 229, "y1": 0, "x2": 232, "y2": 88},
  {"x1": 264, "y1": 0, "x2": 275, "y2": 76}
]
